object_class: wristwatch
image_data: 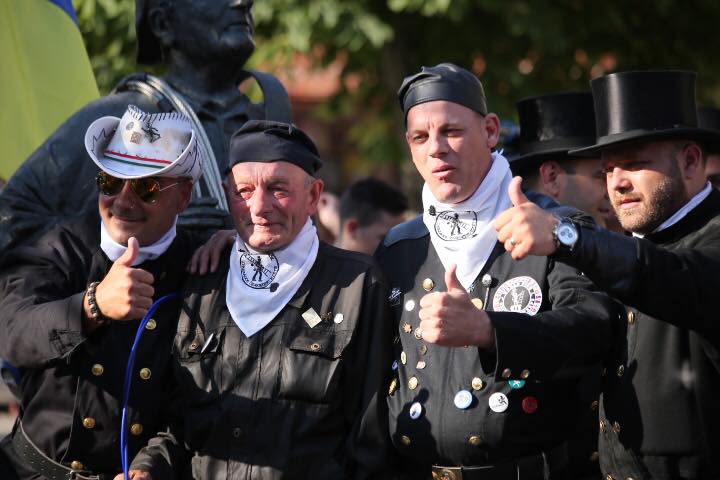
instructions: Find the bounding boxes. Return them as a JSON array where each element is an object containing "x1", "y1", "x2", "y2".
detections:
[{"x1": 553, "y1": 217, "x2": 579, "y2": 252}]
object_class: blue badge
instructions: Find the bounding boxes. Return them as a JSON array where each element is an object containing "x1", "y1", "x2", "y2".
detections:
[{"x1": 454, "y1": 390, "x2": 473, "y2": 410}]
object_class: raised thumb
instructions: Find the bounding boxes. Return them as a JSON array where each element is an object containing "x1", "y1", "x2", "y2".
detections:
[
  {"x1": 508, "y1": 176, "x2": 530, "y2": 207},
  {"x1": 444, "y1": 264, "x2": 465, "y2": 293},
  {"x1": 117, "y1": 236, "x2": 139, "y2": 266}
]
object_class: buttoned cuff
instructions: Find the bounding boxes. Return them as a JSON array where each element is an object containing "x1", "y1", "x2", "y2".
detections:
[{"x1": 49, "y1": 291, "x2": 88, "y2": 359}]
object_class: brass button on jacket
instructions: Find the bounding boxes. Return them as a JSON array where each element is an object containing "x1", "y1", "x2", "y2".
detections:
[
  {"x1": 139, "y1": 368, "x2": 152, "y2": 380},
  {"x1": 130, "y1": 423, "x2": 144, "y2": 436},
  {"x1": 70, "y1": 461, "x2": 84, "y2": 471},
  {"x1": 82, "y1": 417, "x2": 96, "y2": 429},
  {"x1": 91, "y1": 364, "x2": 104, "y2": 376}
]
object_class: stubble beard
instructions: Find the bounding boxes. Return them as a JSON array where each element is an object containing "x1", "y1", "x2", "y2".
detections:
[{"x1": 614, "y1": 170, "x2": 687, "y2": 235}]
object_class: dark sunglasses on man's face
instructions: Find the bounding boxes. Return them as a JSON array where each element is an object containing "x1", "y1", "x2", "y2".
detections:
[{"x1": 95, "y1": 171, "x2": 181, "y2": 204}]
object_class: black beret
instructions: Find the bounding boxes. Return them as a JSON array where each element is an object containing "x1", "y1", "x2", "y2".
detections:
[
  {"x1": 398, "y1": 63, "x2": 488, "y2": 118},
  {"x1": 228, "y1": 120, "x2": 323, "y2": 176}
]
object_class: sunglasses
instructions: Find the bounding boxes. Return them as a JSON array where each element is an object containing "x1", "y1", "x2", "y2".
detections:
[{"x1": 95, "y1": 172, "x2": 181, "y2": 204}]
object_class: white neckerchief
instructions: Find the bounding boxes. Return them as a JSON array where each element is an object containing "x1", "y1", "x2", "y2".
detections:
[
  {"x1": 633, "y1": 182, "x2": 712, "y2": 238},
  {"x1": 100, "y1": 219, "x2": 177, "y2": 266},
  {"x1": 226, "y1": 218, "x2": 319, "y2": 337},
  {"x1": 422, "y1": 152, "x2": 513, "y2": 290}
]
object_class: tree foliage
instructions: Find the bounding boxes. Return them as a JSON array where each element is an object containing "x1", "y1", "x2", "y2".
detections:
[{"x1": 74, "y1": 0, "x2": 720, "y2": 176}]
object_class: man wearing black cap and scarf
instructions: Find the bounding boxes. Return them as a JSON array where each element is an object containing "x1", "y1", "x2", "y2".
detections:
[
  {"x1": 497, "y1": 70, "x2": 720, "y2": 480},
  {"x1": 0, "y1": 0, "x2": 291, "y2": 251},
  {"x1": 375, "y1": 63, "x2": 615, "y2": 479},
  {"x1": 129, "y1": 121, "x2": 393, "y2": 480}
]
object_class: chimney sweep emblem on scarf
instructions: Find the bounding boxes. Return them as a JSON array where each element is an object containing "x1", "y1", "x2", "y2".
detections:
[
  {"x1": 240, "y1": 252, "x2": 280, "y2": 290},
  {"x1": 430, "y1": 208, "x2": 478, "y2": 241}
]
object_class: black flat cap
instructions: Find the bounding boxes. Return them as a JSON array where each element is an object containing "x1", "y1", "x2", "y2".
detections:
[
  {"x1": 398, "y1": 63, "x2": 488, "y2": 118},
  {"x1": 228, "y1": 120, "x2": 323, "y2": 176}
]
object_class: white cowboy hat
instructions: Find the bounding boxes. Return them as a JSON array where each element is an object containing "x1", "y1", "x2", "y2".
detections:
[{"x1": 84, "y1": 104, "x2": 202, "y2": 181}]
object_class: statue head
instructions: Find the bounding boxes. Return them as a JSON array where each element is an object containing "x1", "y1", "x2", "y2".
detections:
[{"x1": 136, "y1": 0, "x2": 255, "y2": 66}]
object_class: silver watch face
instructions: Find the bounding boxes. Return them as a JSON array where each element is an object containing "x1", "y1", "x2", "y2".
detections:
[{"x1": 557, "y1": 222, "x2": 578, "y2": 246}]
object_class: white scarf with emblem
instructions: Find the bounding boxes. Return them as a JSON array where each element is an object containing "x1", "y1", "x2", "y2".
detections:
[
  {"x1": 422, "y1": 152, "x2": 513, "y2": 290},
  {"x1": 100, "y1": 219, "x2": 177, "y2": 266},
  {"x1": 226, "y1": 218, "x2": 319, "y2": 337}
]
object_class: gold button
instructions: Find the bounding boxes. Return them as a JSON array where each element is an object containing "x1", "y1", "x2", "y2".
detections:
[
  {"x1": 471, "y1": 377, "x2": 484, "y2": 391},
  {"x1": 422, "y1": 278, "x2": 435, "y2": 291},
  {"x1": 400, "y1": 435, "x2": 411, "y2": 446},
  {"x1": 589, "y1": 451, "x2": 599, "y2": 462},
  {"x1": 91, "y1": 364, "x2": 104, "y2": 376},
  {"x1": 70, "y1": 461, "x2": 84, "y2": 471},
  {"x1": 130, "y1": 423, "x2": 143, "y2": 436},
  {"x1": 145, "y1": 319, "x2": 157, "y2": 330},
  {"x1": 310, "y1": 343, "x2": 321, "y2": 351},
  {"x1": 468, "y1": 435, "x2": 482, "y2": 447},
  {"x1": 613, "y1": 421, "x2": 621, "y2": 434},
  {"x1": 591, "y1": 400, "x2": 599, "y2": 411},
  {"x1": 82, "y1": 417, "x2": 96, "y2": 429},
  {"x1": 139, "y1": 368, "x2": 152, "y2": 380},
  {"x1": 520, "y1": 369, "x2": 530, "y2": 379},
  {"x1": 627, "y1": 311, "x2": 635, "y2": 325},
  {"x1": 616, "y1": 365, "x2": 625, "y2": 377},
  {"x1": 501, "y1": 368, "x2": 512, "y2": 379},
  {"x1": 419, "y1": 344, "x2": 428, "y2": 355},
  {"x1": 599, "y1": 419, "x2": 607, "y2": 433},
  {"x1": 408, "y1": 376, "x2": 419, "y2": 390},
  {"x1": 388, "y1": 378, "x2": 398, "y2": 396},
  {"x1": 400, "y1": 351, "x2": 407, "y2": 365},
  {"x1": 471, "y1": 298, "x2": 484, "y2": 310}
]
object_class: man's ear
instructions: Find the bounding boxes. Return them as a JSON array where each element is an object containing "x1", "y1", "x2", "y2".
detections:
[
  {"x1": 346, "y1": 218, "x2": 359, "y2": 237},
  {"x1": 680, "y1": 143, "x2": 704, "y2": 179},
  {"x1": 483, "y1": 113, "x2": 501, "y2": 149},
  {"x1": 176, "y1": 180, "x2": 194, "y2": 213},
  {"x1": 307, "y1": 178, "x2": 325, "y2": 216},
  {"x1": 148, "y1": 4, "x2": 174, "y2": 49}
]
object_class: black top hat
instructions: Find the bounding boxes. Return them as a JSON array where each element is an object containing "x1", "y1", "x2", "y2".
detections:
[
  {"x1": 509, "y1": 91, "x2": 597, "y2": 173},
  {"x1": 571, "y1": 70, "x2": 720, "y2": 155},
  {"x1": 698, "y1": 106, "x2": 720, "y2": 154}
]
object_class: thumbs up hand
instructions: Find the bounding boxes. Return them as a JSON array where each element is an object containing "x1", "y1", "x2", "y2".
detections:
[
  {"x1": 494, "y1": 176, "x2": 560, "y2": 260},
  {"x1": 417, "y1": 264, "x2": 495, "y2": 349},
  {"x1": 84, "y1": 237, "x2": 155, "y2": 328}
]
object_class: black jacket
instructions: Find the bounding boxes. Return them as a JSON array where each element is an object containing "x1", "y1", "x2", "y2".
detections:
[
  {"x1": 131, "y1": 243, "x2": 394, "y2": 479},
  {"x1": 556, "y1": 189, "x2": 720, "y2": 480},
  {"x1": 375, "y1": 204, "x2": 616, "y2": 478},
  {"x1": 0, "y1": 211, "x2": 203, "y2": 478}
]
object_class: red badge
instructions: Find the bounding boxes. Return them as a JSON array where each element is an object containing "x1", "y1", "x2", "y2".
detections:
[{"x1": 522, "y1": 396, "x2": 538, "y2": 414}]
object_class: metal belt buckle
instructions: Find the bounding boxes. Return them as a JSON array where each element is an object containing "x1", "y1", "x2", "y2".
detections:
[{"x1": 431, "y1": 466, "x2": 462, "y2": 480}]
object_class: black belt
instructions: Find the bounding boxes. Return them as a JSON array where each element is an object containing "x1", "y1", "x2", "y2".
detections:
[
  {"x1": 431, "y1": 444, "x2": 568, "y2": 480},
  {"x1": 11, "y1": 421, "x2": 112, "y2": 480}
]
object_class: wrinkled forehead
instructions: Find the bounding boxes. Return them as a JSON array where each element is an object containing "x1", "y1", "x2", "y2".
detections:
[
  {"x1": 228, "y1": 160, "x2": 308, "y2": 185},
  {"x1": 406, "y1": 100, "x2": 483, "y2": 131}
]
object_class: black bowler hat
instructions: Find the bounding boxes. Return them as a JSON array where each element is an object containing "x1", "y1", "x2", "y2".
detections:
[
  {"x1": 228, "y1": 120, "x2": 323, "y2": 176},
  {"x1": 571, "y1": 70, "x2": 720, "y2": 156},
  {"x1": 698, "y1": 106, "x2": 720, "y2": 154},
  {"x1": 509, "y1": 91, "x2": 597, "y2": 173}
]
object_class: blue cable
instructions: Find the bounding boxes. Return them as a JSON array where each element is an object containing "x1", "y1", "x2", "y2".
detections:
[{"x1": 121, "y1": 293, "x2": 179, "y2": 480}]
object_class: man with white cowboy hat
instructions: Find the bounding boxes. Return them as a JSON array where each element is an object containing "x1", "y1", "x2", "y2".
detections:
[
  {"x1": 129, "y1": 120, "x2": 393, "y2": 480},
  {"x1": 496, "y1": 70, "x2": 720, "y2": 479},
  {"x1": 0, "y1": 105, "x2": 207, "y2": 480}
]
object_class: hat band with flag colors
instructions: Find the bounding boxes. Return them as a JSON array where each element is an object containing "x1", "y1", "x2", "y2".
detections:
[{"x1": 84, "y1": 105, "x2": 202, "y2": 181}]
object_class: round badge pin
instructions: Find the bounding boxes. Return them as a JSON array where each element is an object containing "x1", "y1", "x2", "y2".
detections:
[
  {"x1": 453, "y1": 390, "x2": 473, "y2": 410},
  {"x1": 508, "y1": 380, "x2": 526, "y2": 389},
  {"x1": 416, "y1": 360, "x2": 426, "y2": 370},
  {"x1": 400, "y1": 351, "x2": 407, "y2": 365},
  {"x1": 488, "y1": 392, "x2": 509, "y2": 413},
  {"x1": 404, "y1": 299, "x2": 416, "y2": 312},
  {"x1": 409, "y1": 402, "x2": 423, "y2": 420},
  {"x1": 522, "y1": 396, "x2": 538, "y2": 414},
  {"x1": 333, "y1": 313, "x2": 344, "y2": 324}
]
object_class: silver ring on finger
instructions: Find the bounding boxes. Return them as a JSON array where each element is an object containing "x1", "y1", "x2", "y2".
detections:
[{"x1": 509, "y1": 236, "x2": 518, "y2": 247}]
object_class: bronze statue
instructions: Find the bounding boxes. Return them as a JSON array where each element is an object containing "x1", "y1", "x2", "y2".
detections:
[{"x1": 0, "y1": 0, "x2": 291, "y2": 250}]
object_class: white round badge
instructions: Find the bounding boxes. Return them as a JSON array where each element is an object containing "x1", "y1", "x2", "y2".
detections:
[
  {"x1": 492, "y1": 276, "x2": 543, "y2": 315},
  {"x1": 405, "y1": 299, "x2": 416, "y2": 312},
  {"x1": 409, "y1": 402, "x2": 423, "y2": 420},
  {"x1": 453, "y1": 390, "x2": 473, "y2": 410},
  {"x1": 489, "y1": 392, "x2": 509, "y2": 413}
]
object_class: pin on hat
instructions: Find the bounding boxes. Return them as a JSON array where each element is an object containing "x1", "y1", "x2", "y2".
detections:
[{"x1": 84, "y1": 105, "x2": 202, "y2": 181}]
